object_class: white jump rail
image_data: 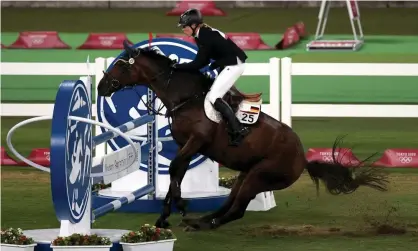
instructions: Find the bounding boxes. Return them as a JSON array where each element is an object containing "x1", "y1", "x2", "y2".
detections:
[
  {"x1": 1, "y1": 59, "x2": 105, "y2": 117},
  {"x1": 280, "y1": 57, "x2": 418, "y2": 127},
  {"x1": 0, "y1": 58, "x2": 280, "y2": 120}
]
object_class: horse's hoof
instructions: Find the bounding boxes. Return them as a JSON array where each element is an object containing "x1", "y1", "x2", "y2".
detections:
[
  {"x1": 162, "y1": 220, "x2": 171, "y2": 228},
  {"x1": 155, "y1": 218, "x2": 171, "y2": 229}
]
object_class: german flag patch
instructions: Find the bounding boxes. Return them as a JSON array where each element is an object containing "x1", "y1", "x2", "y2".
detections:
[{"x1": 248, "y1": 106, "x2": 260, "y2": 114}]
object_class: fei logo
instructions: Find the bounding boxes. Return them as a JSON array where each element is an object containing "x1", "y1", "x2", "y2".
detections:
[
  {"x1": 51, "y1": 80, "x2": 92, "y2": 223},
  {"x1": 97, "y1": 38, "x2": 218, "y2": 175}
]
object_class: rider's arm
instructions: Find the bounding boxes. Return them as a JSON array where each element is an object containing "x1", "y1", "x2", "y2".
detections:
[{"x1": 174, "y1": 43, "x2": 210, "y2": 71}]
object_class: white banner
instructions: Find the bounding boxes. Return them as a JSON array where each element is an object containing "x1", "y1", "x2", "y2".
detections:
[{"x1": 101, "y1": 143, "x2": 140, "y2": 184}]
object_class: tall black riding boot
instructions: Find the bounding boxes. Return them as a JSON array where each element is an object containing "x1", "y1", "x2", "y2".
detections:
[{"x1": 213, "y1": 98, "x2": 250, "y2": 146}]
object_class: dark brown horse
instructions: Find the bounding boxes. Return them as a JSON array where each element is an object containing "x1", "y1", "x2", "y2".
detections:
[{"x1": 97, "y1": 41, "x2": 388, "y2": 231}]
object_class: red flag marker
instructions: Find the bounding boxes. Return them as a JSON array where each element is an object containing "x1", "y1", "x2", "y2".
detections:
[{"x1": 149, "y1": 32, "x2": 153, "y2": 47}]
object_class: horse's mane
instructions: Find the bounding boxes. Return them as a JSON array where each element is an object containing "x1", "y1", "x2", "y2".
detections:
[
  {"x1": 136, "y1": 47, "x2": 215, "y2": 88},
  {"x1": 139, "y1": 47, "x2": 172, "y2": 64},
  {"x1": 118, "y1": 46, "x2": 215, "y2": 93}
]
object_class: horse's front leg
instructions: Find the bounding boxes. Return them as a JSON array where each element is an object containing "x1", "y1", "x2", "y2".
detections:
[
  {"x1": 168, "y1": 155, "x2": 192, "y2": 215},
  {"x1": 155, "y1": 135, "x2": 203, "y2": 227},
  {"x1": 155, "y1": 156, "x2": 191, "y2": 229}
]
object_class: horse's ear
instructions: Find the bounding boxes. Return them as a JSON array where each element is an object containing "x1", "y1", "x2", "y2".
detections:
[{"x1": 123, "y1": 40, "x2": 135, "y2": 57}]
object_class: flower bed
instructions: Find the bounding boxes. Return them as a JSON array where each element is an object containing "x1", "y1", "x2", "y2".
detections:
[
  {"x1": 51, "y1": 233, "x2": 112, "y2": 251},
  {"x1": 219, "y1": 175, "x2": 237, "y2": 189},
  {"x1": 1, "y1": 228, "x2": 37, "y2": 251},
  {"x1": 120, "y1": 224, "x2": 176, "y2": 251}
]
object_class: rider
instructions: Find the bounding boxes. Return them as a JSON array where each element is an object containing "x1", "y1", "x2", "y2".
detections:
[{"x1": 172, "y1": 8, "x2": 250, "y2": 146}]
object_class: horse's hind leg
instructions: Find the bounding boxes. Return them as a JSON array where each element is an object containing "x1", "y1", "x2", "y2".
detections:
[
  {"x1": 181, "y1": 171, "x2": 247, "y2": 227},
  {"x1": 213, "y1": 161, "x2": 297, "y2": 229},
  {"x1": 187, "y1": 160, "x2": 280, "y2": 230},
  {"x1": 212, "y1": 172, "x2": 267, "y2": 228}
]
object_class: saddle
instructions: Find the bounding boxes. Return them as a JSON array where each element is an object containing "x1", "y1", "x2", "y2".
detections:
[{"x1": 223, "y1": 86, "x2": 262, "y2": 111}]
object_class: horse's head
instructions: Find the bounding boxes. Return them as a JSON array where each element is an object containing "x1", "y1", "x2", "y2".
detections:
[{"x1": 97, "y1": 40, "x2": 174, "y2": 97}]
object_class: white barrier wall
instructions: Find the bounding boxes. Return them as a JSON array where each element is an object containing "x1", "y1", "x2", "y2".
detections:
[{"x1": 2, "y1": 58, "x2": 418, "y2": 122}]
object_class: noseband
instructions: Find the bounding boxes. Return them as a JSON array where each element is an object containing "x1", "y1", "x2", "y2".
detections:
[
  {"x1": 103, "y1": 71, "x2": 122, "y2": 91},
  {"x1": 105, "y1": 55, "x2": 177, "y2": 117}
]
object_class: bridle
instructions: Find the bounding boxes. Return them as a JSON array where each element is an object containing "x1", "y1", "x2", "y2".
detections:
[
  {"x1": 103, "y1": 52, "x2": 175, "y2": 117},
  {"x1": 104, "y1": 46, "x2": 206, "y2": 123}
]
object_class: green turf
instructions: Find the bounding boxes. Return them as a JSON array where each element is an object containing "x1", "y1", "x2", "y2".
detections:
[{"x1": 2, "y1": 165, "x2": 418, "y2": 251}]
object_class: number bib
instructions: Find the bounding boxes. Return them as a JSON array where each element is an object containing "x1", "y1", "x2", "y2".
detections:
[{"x1": 235, "y1": 100, "x2": 262, "y2": 125}]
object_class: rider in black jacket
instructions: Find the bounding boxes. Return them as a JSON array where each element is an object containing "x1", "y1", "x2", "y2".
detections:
[{"x1": 173, "y1": 8, "x2": 250, "y2": 146}]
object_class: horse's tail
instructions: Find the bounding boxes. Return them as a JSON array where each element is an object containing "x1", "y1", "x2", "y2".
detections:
[{"x1": 305, "y1": 136, "x2": 389, "y2": 195}]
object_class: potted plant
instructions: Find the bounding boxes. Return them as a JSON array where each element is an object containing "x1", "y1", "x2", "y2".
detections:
[
  {"x1": 1, "y1": 227, "x2": 37, "y2": 251},
  {"x1": 120, "y1": 224, "x2": 176, "y2": 251},
  {"x1": 50, "y1": 233, "x2": 113, "y2": 251}
]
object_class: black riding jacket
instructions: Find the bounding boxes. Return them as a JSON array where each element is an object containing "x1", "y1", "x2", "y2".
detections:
[{"x1": 175, "y1": 26, "x2": 248, "y2": 71}]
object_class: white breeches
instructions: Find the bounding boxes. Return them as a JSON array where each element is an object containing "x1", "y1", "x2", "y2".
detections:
[{"x1": 207, "y1": 57, "x2": 246, "y2": 104}]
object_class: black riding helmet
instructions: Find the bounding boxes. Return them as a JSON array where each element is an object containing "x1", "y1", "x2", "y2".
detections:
[{"x1": 177, "y1": 8, "x2": 203, "y2": 29}]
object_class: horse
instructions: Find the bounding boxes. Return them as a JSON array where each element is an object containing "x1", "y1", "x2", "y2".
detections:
[{"x1": 97, "y1": 40, "x2": 389, "y2": 231}]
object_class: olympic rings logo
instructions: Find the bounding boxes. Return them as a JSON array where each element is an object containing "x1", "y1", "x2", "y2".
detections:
[
  {"x1": 99, "y1": 37, "x2": 116, "y2": 47},
  {"x1": 233, "y1": 39, "x2": 248, "y2": 46},
  {"x1": 30, "y1": 38, "x2": 45, "y2": 44},
  {"x1": 44, "y1": 152, "x2": 50, "y2": 161},
  {"x1": 398, "y1": 157, "x2": 413, "y2": 164},
  {"x1": 322, "y1": 156, "x2": 335, "y2": 162}
]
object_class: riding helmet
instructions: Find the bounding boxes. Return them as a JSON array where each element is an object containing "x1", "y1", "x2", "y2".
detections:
[{"x1": 177, "y1": 8, "x2": 203, "y2": 27}]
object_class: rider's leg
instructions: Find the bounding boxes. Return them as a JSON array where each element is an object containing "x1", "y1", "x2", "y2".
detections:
[{"x1": 207, "y1": 59, "x2": 249, "y2": 145}]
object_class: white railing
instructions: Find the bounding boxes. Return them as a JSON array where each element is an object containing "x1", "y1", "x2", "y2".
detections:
[
  {"x1": 0, "y1": 57, "x2": 280, "y2": 120},
  {"x1": 1, "y1": 58, "x2": 105, "y2": 117},
  {"x1": 1, "y1": 57, "x2": 418, "y2": 127},
  {"x1": 279, "y1": 58, "x2": 418, "y2": 127}
]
